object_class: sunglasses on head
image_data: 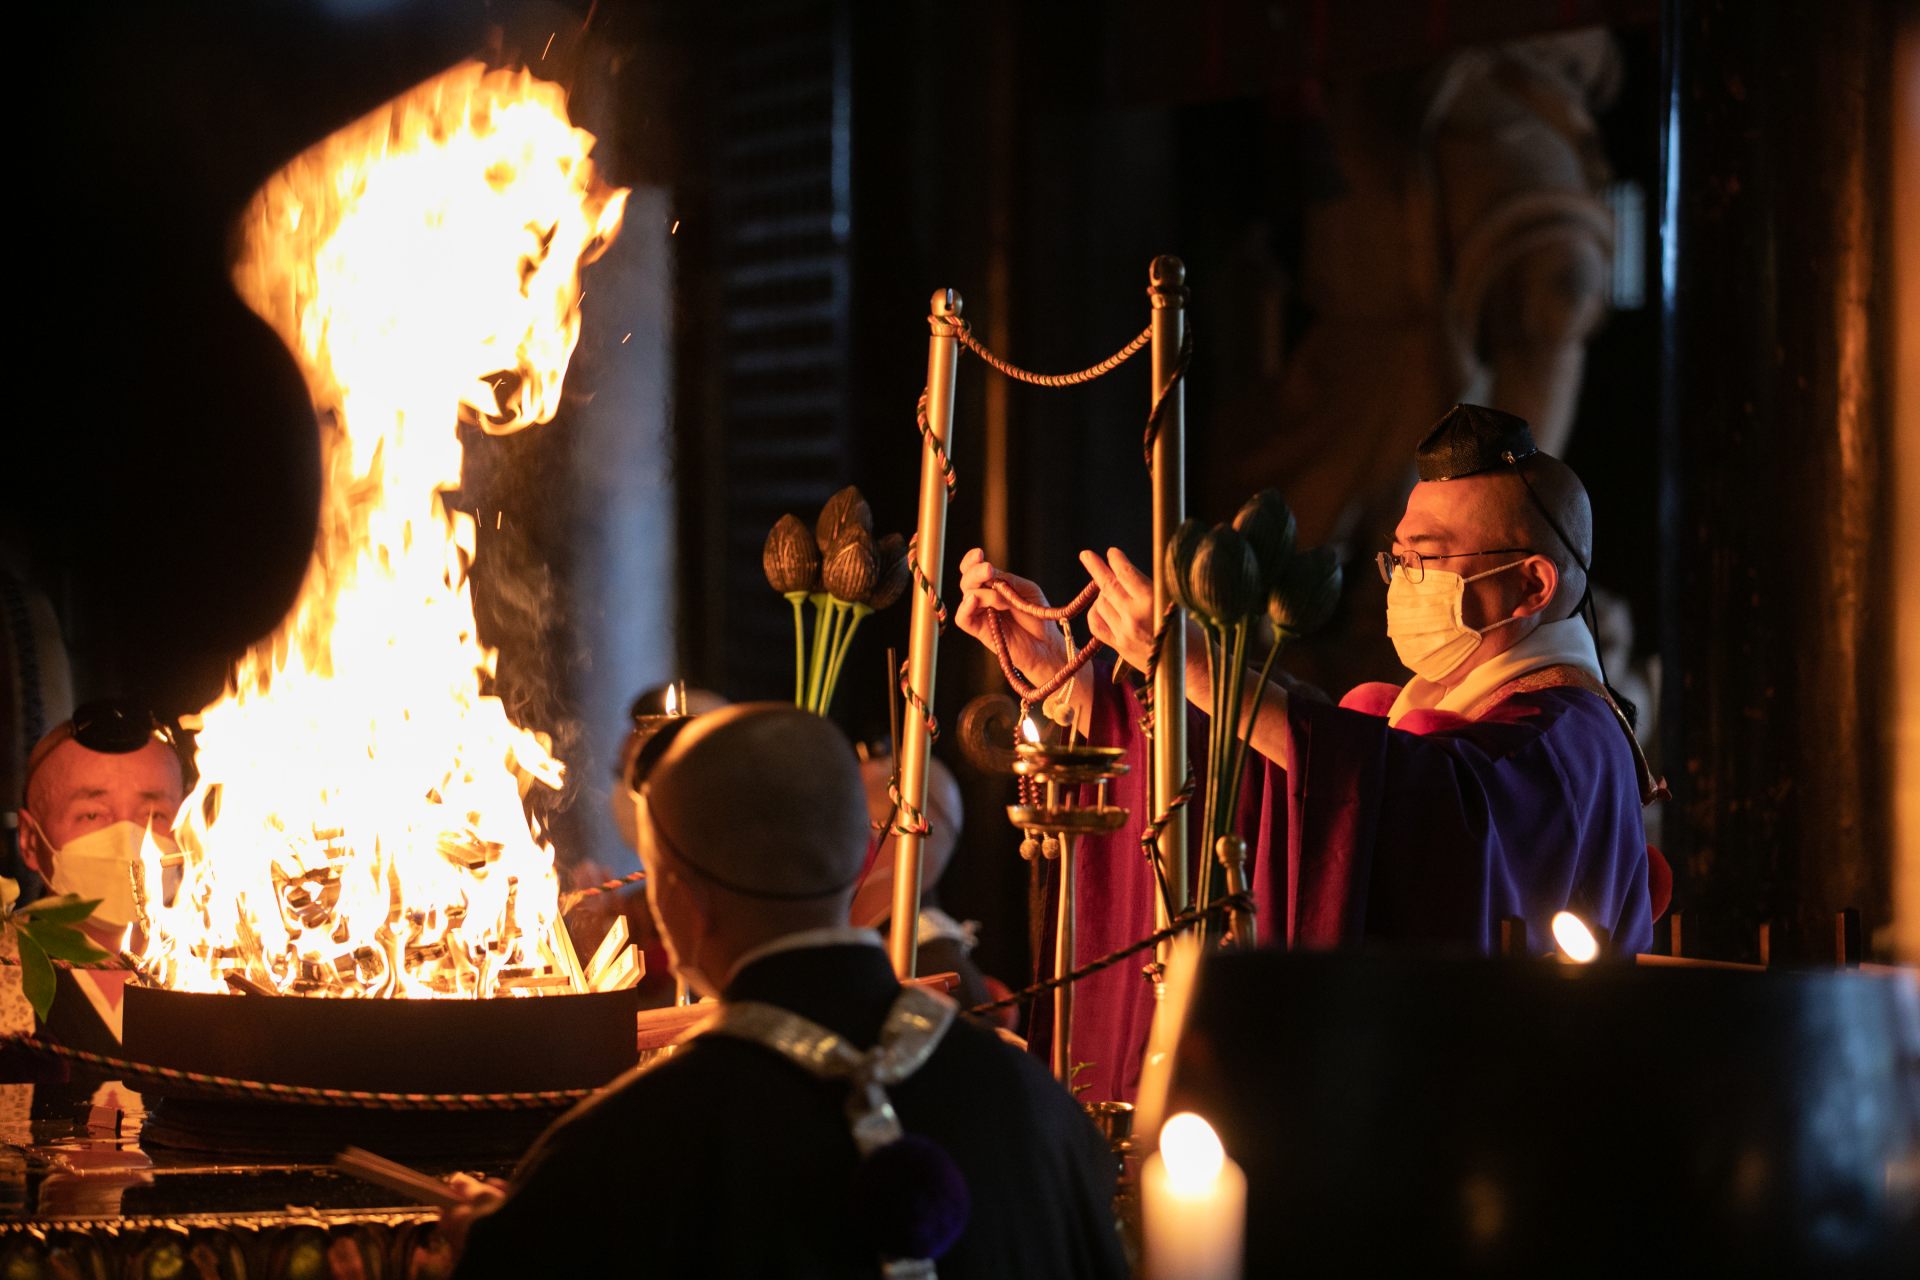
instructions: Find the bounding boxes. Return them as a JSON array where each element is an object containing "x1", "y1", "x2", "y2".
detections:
[
  {"x1": 624, "y1": 714, "x2": 696, "y2": 794},
  {"x1": 69, "y1": 700, "x2": 177, "y2": 755}
]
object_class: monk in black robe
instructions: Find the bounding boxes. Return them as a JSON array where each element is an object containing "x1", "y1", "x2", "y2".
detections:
[{"x1": 451, "y1": 705, "x2": 1125, "y2": 1279}]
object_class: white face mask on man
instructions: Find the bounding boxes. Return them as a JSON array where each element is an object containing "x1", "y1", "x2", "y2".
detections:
[
  {"x1": 19, "y1": 817, "x2": 168, "y2": 930},
  {"x1": 1385, "y1": 559, "x2": 1528, "y2": 682}
]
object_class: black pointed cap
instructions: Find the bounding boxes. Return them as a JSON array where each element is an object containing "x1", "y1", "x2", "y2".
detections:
[{"x1": 1415, "y1": 404, "x2": 1539, "y2": 481}]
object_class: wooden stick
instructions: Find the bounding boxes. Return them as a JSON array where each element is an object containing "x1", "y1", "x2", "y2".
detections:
[
  {"x1": 1836, "y1": 907, "x2": 1863, "y2": 967},
  {"x1": 334, "y1": 1147, "x2": 465, "y2": 1209},
  {"x1": 1497, "y1": 915, "x2": 1528, "y2": 958},
  {"x1": 886, "y1": 646, "x2": 902, "y2": 765},
  {"x1": 585, "y1": 916, "x2": 631, "y2": 988},
  {"x1": 1635, "y1": 953, "x2": 1766, "y2": 973}
]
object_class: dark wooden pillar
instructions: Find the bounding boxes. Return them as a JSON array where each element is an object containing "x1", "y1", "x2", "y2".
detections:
[{"x1": 1659, "y1": 0, "x2": 1900, "y2": 961}]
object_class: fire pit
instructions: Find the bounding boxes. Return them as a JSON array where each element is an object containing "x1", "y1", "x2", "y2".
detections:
[
  {"x1": 123, "y1": 985, "x2": 643, "y2": 1158},
  {"x1": 94, "y1": 61, "x2": 642, "y2": 1156}
]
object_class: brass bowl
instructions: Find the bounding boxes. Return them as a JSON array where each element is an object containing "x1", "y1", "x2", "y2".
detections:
[
  {"x1": 1013, "y1": 743, "x2": 1127, "y2": 770},
  {"x1": 1006, "y1": 804, "x2": 1131, "y2": 834}
]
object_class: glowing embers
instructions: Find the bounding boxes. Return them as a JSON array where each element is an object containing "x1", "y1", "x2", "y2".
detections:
[{"x1": 132, "y1": 62, "x2": 628, "y2": 998}]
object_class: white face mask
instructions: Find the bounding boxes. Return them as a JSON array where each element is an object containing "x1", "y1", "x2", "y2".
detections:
[
  {"x1": 1385, "y1": 559, "x2": 1527, "y2": 682},
  {"x1": 33, "y1": 820, "x2": 166, "y2": 929}
]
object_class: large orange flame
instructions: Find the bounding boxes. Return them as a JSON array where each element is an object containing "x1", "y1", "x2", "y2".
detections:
[{"x1": 133, "y1": 62, "x2": 627, "y2": 997}]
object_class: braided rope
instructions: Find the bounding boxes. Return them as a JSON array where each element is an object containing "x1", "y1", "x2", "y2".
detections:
[
  {"x1": 561, "y1": 869, "x2": 647, "y2": 909},
  {"x1": 0, "y1": 956, "x2": 137, "y2": 972},
  {"x1": 915, "y1": 386, "x2": 957, "y2": 499},
  {"x1": 1142, "y1": 326, "x2": 1194, "y2": 469},
  {"x1": 964, "y1": 892, "x2": 1250, "y2": 1016},
  {"x1": 953, "y1": 319, "x2": 1152, "y2": 387},
  {"x1": 887, "y1": 771, "x2": 929, "y2": 838},
  {"x1": 897, "y1": 384, "x2": 953, "y2": 761},
  {"x1": 1134, "y1": 602, "x2": 1193, "y2": 922},
  {"x1": 0, "y1": 1034, "x2": 592, "y2": 1111}
]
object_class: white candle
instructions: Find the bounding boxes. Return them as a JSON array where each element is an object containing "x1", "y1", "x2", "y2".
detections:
[{"x1": 1142, "y1": 1111, "x2": 1246, "y2": 1280}]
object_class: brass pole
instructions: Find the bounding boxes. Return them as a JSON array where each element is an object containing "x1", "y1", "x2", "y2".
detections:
[
  {"x1": 1052, "y1": 833, "x2": 1076, "y2": 1083},
  {"x1": 1148, "y1": 257, "x2": 1189, "y2": 929},
  {"x1": 891, "y1": 289, "x2": 964, "y2": 976}
]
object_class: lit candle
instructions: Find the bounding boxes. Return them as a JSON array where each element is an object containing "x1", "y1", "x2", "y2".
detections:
[
  {"x1": 1552, "y1": 910, "x2": 1599, "y2": 963},
  {"x1": 1141, "y1": 1111, "x2": 1246, "y2": 1280}
]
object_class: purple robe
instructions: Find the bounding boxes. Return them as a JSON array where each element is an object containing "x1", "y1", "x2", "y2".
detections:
[{"x1": 1062, "y1": 663, "x2": 1653, "y2": 1104}]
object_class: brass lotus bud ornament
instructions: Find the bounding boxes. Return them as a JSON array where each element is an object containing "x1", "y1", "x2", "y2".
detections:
[
  {"x1": 1268, "y1": 545, "x2": 1343, "y2": 640},
  {"x1": 765, "y1": 514, "x2": 822, "y2": 703},
  {"x1": 868, "y1": 533, "x2": 911, "y2": 612},
  {"x1": 1179, "y1": 491, "x2": 1345, "y2": 935},
  {"x1": 1186, "y1": 526, "x2": 1262, "y2": 628},
  {"x1": 765, "y1": 486, "x2": 912, "y2": 717},
  {"x1": 763, "y1": 514, "x2": 820, "y2": 595},
  {"x1": 815, "y1": 485, "x2": 873, "y2": 556},
  {"x1": 1231, "y1": 488, "x2": 1297, "y2": 593}
]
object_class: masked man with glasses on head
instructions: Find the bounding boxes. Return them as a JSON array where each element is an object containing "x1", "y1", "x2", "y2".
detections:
[
  {"x1": 5, "y1": 702, "x2": 186, "y2": 1104},
  {"x1": 955, "y1": 404, "x2": 1666, "y2": 1104}
]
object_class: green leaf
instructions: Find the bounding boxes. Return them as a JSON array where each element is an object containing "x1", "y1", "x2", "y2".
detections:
[
  {"x1": 18, "y1": 920, "x2": 110, "y2": 966},
  {"x1": 16, "y1": 934, "x2": 54, "y2": 1022},
  {"x1": 14, "y1": 894, "x2": 102, "y2": 926}
]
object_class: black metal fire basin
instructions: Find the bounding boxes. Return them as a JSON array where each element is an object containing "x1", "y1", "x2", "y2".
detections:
[
  {"x1": 124, "y1": 986, "x2": 643, "y2": 1096},
  {"x1": 120, "y1": 986, "x2": 644, "y2": 1158}
]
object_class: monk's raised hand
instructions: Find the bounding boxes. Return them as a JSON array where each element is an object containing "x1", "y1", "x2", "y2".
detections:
[
  {"x1": 1081, "y1": 548, "x2": 1159, "y2": 672},
  {"x1": 435, "y1": 1172, "x2": 508, "y2": 1254},
  {"x1": 954, "y1": 547, "x2": 1069, "y2": 682}
]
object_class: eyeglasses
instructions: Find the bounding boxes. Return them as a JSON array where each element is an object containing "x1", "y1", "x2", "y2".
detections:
[
  {"x1": 69, "y1": 700, "x2": 178, "y2": 754},
  {"x1": 1374, "y1": 547, "x2": 1535, "y2": 585}
]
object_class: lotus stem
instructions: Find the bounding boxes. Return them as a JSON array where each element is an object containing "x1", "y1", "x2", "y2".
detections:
[
  {"x1": 1199, "y1": 618, "x2": 1224, "y2": 911},
  {"x1": 806, "y1": 593, "x2": 836, "y2": 712},
  {"x1": 1210, "y1": 619, "x2": 1249, "y2": 911},
  {"x1": 1227, "y1": 628, "x2": 1286, "y2": 829},
  {"x1": 820, "y1": 603, "x2": 872, "y2": 715},
  {"x1": 785, "y1": 591, "x2": 811, "y2": 706}
]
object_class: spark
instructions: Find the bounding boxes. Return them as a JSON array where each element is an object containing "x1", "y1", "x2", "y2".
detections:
[
  {"x1": 621, "y1": 332, "x2": 631, "y2": 343},
  {"x1": 670, "y1": 219, "x2": 680, "y2": 234},
  {"x1": 542, "y1": 32, "x2": 556, "y2": 60}
]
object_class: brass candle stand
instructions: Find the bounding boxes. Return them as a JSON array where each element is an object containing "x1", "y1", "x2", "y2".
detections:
[{"x1": 1008, "y1": 740, "x2": 1129, "y2": 1085}]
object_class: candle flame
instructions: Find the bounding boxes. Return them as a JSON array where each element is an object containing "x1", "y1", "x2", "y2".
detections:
[
  {"x1": 1020, "y1": 716, "x2": 1042, "y2": 746},
  {"x1": 664, "y1": 682, "x2": 681, "y2": 717},
  {"x1": 1552, "y1": 910, "x2": 1600, "y2": 963},
  {"x1": 1160, "y1": 1111, "x2": 1226, "y2": 1195}
]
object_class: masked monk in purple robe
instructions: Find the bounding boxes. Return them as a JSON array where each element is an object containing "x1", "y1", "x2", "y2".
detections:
[{"x1": 954, "y1": 405, "x2": 1666, "y2": 1102}]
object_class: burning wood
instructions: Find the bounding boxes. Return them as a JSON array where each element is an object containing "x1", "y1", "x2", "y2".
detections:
[{"x1": 128, "y1": 62, "x2": 630, "y2": 1000}]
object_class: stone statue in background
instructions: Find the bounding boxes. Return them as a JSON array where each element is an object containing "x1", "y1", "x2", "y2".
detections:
[
  {"x1": 1209, "y1": 27, "x2": 1622, "y2": 694},
  {"x1": 1214, "y1": 28, "x2": 1619, "y2": 541}
]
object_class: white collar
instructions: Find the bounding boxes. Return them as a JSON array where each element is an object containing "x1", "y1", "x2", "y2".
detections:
[
  {"x1": 1388, "y1": 617, "x2": 1603, "y2": 727},
  {"x1": 916, "y1": 906, "x2": 979, "y2": 952},
  {"x1": 724, "y1": 925, "x2": 885, "y2": 987}
]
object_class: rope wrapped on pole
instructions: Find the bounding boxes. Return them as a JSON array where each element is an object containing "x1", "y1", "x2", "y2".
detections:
[
  {"x1": 890, "y1": 291, "x2": 966, "y2": 978},
  {"x1": 1146, "y1": 256, "x2": 1192, "y2": 941},
  {"x1": 891, "y1": 263, "x2": 1196, "y2": 985}
]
